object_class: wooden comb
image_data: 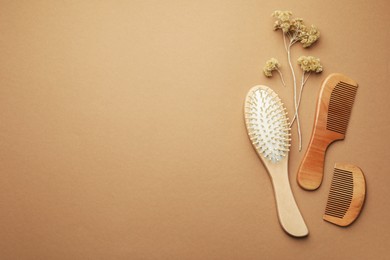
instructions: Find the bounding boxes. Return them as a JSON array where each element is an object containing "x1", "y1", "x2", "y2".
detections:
[
  {"x1": 297, "y1": 73, "x2": 358, "y2": 190},
  {"x1": 323, "y1": 163, "x2": 366, "y2": 226}
]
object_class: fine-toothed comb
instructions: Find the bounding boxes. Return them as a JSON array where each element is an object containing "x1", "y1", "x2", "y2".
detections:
[
  {"x1": 297, "y1": 73, "x2": 358, "y2": 190},
  {"x1": 323, "y1": 163, "x2": 366, "y2": 226},
  {"x1": 244, "y1": 85, "x2": 308, "y2": 237}
]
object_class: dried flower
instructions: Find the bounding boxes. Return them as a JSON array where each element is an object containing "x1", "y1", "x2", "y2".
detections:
[
  {"x1": 272, "y1": 10, "x2": 320, "y2": 48},
  {"x1": 267, "y1": 10, "x2": 323, "y2": 151},
  {"x1": 297, "y1": 56, "x2": 323, "y2": 73},
  {"x1": 272, "y1": 10, "x2": 292, "y2": 22},
  {"x1": 263, "y1": 58, "x2": 281, "y2": 77},
  {"x1": 299, "y1": 25, "x2": 320, "y2": 48},
  {"x1": 263, "y1": 58, "x2": 286, "y2": 87},
  {"x1": 290, "y1": 18, "x2": 307, "y2": 38},
  {"x1": 272, "y1": 11, "x2": 292, "y2": 33}
]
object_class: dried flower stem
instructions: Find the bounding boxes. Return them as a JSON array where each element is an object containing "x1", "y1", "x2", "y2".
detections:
[
  {"x1": 290, "y1": 71, "x2": 311, "y2": 126},
  {"x1": 270, "y1": 10, "x2": 322, "y2": 151},
  {"x1": 276, "y1": 69, "x2": 286, "y2": 87},
  {"x1": 286, "y1": 39, "x2": 302, "y2": 151},
  {"x1": 283, "y1": 32, "x2": 288, "y2": 52}
]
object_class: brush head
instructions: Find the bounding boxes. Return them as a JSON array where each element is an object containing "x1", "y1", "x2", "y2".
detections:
[
  {"x1": 323, "y1": 163, "x2": 366, "y2": 226},
  {"x1": 244, "y1": 86, "x2": 291, "y2": 164}
]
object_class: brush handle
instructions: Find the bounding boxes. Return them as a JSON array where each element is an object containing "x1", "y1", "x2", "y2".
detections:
[
  {"x1": 271, "y1": 172, "x2": 309, "y2": 237},
  {"x1": 297, "y1": 134, "x2": 332, "y2": 190}
]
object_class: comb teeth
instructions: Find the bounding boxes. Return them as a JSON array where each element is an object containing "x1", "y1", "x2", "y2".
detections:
[
  {"x1": 325, "y1": 168, "x2": 353, "y2": 218},
  {"x1": 323, "y1": 163, "x2": 366, "y2": 227},
  {"x1": 326, "y1": 81, "x2": 358, "y2": 135}
]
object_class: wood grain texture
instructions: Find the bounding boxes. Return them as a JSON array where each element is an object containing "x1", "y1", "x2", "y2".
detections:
[
  {"x1": 297, "y1": 73, "x2": 358, "y2": 190},
  {"x1": 323, "y1": 163, "x2": 366, "y2": 226},
  {"x1": 245, "y1": 86, "x2": 308, "y2": 237}
]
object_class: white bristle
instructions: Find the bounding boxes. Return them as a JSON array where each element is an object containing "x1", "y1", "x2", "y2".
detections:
[{"x1": 245, "y1": 87, "x2": 291, "y2": 163}]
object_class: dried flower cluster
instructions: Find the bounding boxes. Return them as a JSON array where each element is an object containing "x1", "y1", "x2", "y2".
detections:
[
  {"x1": 272, "y1": 10, "x2": 293, "y2": 32},
  {"x1": 297, "y1": 56, "x2": 323, "y2": 73},
  {"x1": 272, "y1": 10, "x2": 320, "y2": 48},
  {"x1": 263, "y1": 58, "x2": 286, "y2": 87},
  {"x1": 263, "y1": 58, "x2": 281, "y2": 77},
  {"x1": 300, "y1": 25, "x2": 320, "y2": 48},
  {"x1": 263, "y1": 10, "x2": 323, "y2": 151}
]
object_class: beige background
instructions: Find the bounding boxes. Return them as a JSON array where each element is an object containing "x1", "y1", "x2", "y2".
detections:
[{"x1": 1, "y1": 0, "x2": 389, "y2": 259}]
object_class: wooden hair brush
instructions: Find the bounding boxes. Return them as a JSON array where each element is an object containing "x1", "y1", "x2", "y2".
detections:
[
  {"x1": 244, "y1": 85, "x2": 308, "y2": 237},
  {"x1": 323, "y1": 163, "x2": 366, "y2": 226},
  {"x1": 297, "y1": 73, "x2": 358, "y2": 190}
]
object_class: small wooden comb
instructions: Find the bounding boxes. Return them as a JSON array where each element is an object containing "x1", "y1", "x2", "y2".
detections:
[
  {"x1": 323, "y1": 163, "x2": 366, "y2": 226},
  {"x1": 297, "y1": 73, "x2": 358, "y2": 190}
]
